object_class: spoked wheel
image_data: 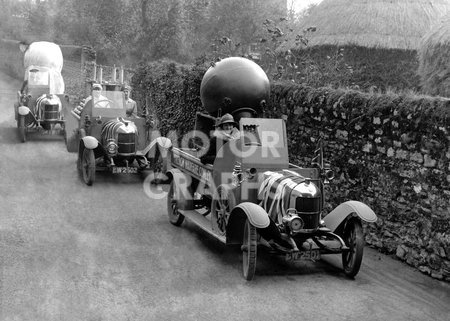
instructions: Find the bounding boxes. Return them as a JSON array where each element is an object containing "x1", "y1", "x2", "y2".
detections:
[
  {"x1": 18, "y1": 115, "x2": 26, "y2": 143},
  {"x1": 167, "y1": 180, "x2": 185, "y2": 226},
  {"x1": 242, "y1": 219, "x2": 257, "y2": 281},
  {"x1": 81, "y1": 148, "x2": 96, "y2": 186},
  {"x1": 212, "y1": 185, "x2": 236, "y2": 235},
  {"x1": 342, "y1": 219, "x2": 364, "y2": 278}
]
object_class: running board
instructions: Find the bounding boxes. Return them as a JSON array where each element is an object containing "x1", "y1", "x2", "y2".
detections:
[{"x1": 178, "y1": 209, "x2": 226, "y2": 243}]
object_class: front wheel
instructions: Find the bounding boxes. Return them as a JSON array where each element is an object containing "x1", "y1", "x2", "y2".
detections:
[
  {"x1": 342, "y1": 219, "x2": 364, "y2": 278},
  {"x1": 167, "y1": 180, "x2": 185, "y2": 226},
  {"x1": 18, "y1": 115, "x2": 26, "y2": 143},
  {"x1": 81, "y1": 148, "x2": 96, "y2": 186},
  {"x1": 242, "y1": 219, "x2": 257, "y2": 281}
]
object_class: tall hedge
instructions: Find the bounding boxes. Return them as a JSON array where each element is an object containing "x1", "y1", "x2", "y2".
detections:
[
  {"x1": 269, "y1": 45, "x2": 421, "y2": 92},
  {"x1": 131, "y1": 59, "x2": 208, "y2": 139}
]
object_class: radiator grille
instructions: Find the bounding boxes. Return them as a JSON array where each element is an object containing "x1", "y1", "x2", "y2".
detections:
[
  {"x1": 295, "y1": 197, "x2": 320, "y2": 229},
  {"x1": 118, "y1": 133, "x2": 136, "y2": 154},
  {"x1": 43, "y1": 104, "x2": 59, "y2": 120}
]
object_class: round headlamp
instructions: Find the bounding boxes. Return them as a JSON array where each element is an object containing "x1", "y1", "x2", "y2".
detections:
[
  {"x1": 106, "y1": 140, "x2": 118, "y2": 155},
  {"x1": 282, "y1": 213, "x2": 304, "y2": 233},
  {"x1": 290, "y1": 217, "x2": 304, "y2": 232}
]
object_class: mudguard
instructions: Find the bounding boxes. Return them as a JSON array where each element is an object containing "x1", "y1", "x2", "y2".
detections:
[
  {"x1": 166, "y1": 168, "x2": 194, "y2": 210},
  {"x1": 63, "y1": 98, "x2": 79, "y2": 153},
  {"x1": 145, "y1": 137, "x2": 172, "y2": 156},
  {"x1": 226, "y1": 202, "x2": 270, "y2": 245},
  {"x1": 145, "y1": 137, "x2": 173, "y2": 172},
  {"x1": 18, "y1": 106, "x2": 30, "y2": 116},
  {"x1": 323, "y1": 200, "x2": 377, "y2": 232},
  {"x1": 81, "y1": 136, "x2": 98, "y2": 150}
]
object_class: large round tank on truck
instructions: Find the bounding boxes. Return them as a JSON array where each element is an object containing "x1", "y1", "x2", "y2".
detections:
[{"x1": 200, "y1": 57, "x2": 270, "y2": 120}]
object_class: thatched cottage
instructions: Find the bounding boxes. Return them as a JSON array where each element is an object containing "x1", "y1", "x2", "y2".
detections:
[
  {"x1": 282, "y1": 0, "x2": 450, "y2": 92},
  {"x1": 418, "y1": 13, "x2": 450, "y2": 97}
]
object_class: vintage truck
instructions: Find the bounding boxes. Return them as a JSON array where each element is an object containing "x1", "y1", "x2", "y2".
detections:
[
  {"x1": 14, "y1": 42, "x2": 68, "y2": 142},
  {"x1": 152, "y1": 57, "x2": 377, "y2": 280},
  {"x1": 65, "y1": 76, "x2": 156, "y2": 185}
]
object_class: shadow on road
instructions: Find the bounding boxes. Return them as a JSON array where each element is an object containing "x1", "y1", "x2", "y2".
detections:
[
  {"x1": 0, "y1": 123, "x2": 65, "y2": 145},
  {"x1": 175, "y1": 219, "x2": 348, "y2": 280}
]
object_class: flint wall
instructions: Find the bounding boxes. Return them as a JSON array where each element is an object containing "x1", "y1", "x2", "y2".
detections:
[{"x1": 268, "y1": 82, "x2": 450, "y2": 281}]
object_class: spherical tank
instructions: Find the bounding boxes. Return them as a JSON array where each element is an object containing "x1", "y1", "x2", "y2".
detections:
[{"x1": 200, "y1": 57, "x2": 270, "y2": 118}]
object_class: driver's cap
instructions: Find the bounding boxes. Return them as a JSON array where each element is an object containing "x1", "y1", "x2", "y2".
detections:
[{"x1": 92, "y1": 83, "x2": 102, "y2": 90}]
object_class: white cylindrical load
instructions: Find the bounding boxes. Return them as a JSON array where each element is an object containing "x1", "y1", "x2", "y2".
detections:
[
  {"x1": 22, "y1": 42, "x2": 65, "y2": 94},
  {"x1": 23, "y1": 41, "x2": 63, "y2": 72}
]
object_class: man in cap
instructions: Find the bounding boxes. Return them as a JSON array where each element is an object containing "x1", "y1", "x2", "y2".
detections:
[
  {"x1": 200, "y1": 113, "x2": 240, "y2": 164},
  {"x1": 122, "y1": 85, "x2": 138, "y2": 117},
  {"x1": 92, "y1": 83, "x2": 111, "y2": 108}
]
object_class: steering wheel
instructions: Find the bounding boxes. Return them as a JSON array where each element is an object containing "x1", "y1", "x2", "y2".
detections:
[{"x1": 94, "y1": 99, "x2": 114, "y2": 108}]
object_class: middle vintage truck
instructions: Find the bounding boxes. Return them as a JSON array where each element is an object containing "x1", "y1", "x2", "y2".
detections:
[
  {"x1": 151, "y1": 57, "x2": 378, "y2": 280},
  {"x1": 65, "y1": 66, "x2": 156, "y2": 185}
]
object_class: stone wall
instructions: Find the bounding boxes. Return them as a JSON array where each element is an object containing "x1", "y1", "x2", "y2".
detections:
[{"x1": 268, "y1": 82, "x2": 450, "y2": 281}]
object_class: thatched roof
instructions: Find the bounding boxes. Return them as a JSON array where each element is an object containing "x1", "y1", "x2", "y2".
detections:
[
  {"x1": 418, "y1": 14, "x2": 450, "y2": 97},
  {"x1": 284, "y1": 0, "x2": 450, "y2": 51}
]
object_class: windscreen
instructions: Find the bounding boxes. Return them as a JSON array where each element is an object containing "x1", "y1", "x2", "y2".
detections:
[
  {"x1": 240, "y1": 118, "x2": 286, "y2": 148},
  {"x1": 92, "y1": 89, "x2": 126, "y2": 117},
  {"x1": 27, "y1": 70, "x2": 49, "y2": 86},
  {"x1": 92, "y1": 90, "x2": 125, "y2": 110}
]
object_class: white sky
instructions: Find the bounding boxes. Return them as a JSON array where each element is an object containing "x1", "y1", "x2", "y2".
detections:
[{"x1": 291, "y1": 0, "x2": 323, "y2": 12}]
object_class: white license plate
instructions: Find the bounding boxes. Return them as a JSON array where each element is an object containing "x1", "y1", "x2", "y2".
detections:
[
  {"x1": 112, "y1": 167, "x2": 138, "y2": 174},
  {"x1": 286, "y1": 249, "x2": 321, "y2": 261}
]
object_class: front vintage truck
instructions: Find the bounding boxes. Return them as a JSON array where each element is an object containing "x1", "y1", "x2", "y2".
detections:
[{"x1": 155, "y1": 57, "x2": 377, "y2": 280}]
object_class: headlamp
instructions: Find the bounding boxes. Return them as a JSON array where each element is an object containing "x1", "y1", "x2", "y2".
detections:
[{"x1": 106, "y1": 140, "x2": 118, "y2": 155}]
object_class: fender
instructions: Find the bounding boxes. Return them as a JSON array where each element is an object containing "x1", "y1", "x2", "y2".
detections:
[
  {"x1": 226, "y1": 202, "x2": 270, "y2": 245},
  {"x1": 144, "y1": 137, "x2": 173, "y2": 156},
  {"x1": 81, "y1": 136, "x2": 98, "y2": 150},
  {"x1": 143, "y1": 137, "x2": 173, "y2": 172},
  {"x1": 156, "y1": 137, "x2": 172, "y2": 172},
  {"x1": 18, "y1": 106, "x2": 30, "y2": 116},
  {"x1": 166, "y1": 168, "x2": 194, "y2": 210},
  {"x1": 323, "y1": 200, "x2": 377, "y2": 232}
]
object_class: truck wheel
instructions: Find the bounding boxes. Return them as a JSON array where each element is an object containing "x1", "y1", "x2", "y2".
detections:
[
  {"x1": 242, "y1": 219, "x2": 257, "y2": 281},
  {"x1": 81, "y1": 148, "x2": 96, "y2": 186},
  {"x1": 342, "y1": 219, "x2": 364, "y2": 278},
  {"x1": 18, "y1": 116, "x2": 26, "y2": 143},
  {"x1": 167, "y1": 181, "x2": 185, "y2": 226},
  {"x1": 212, "y1": 185, "x2": 236, "y2": 235}
]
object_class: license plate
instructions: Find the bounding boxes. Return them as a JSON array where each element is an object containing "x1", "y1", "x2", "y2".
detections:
[
  {"x1": 112, "y1": 166, "x2": 138, "y2": 174},
  {"x1": 286, "y1": 249, "x2": 321, "y2": 261}
]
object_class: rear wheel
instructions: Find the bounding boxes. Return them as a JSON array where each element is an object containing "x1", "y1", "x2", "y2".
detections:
[
  {"x1": 18, "y1": 115, "x2": 26, "y2": 143},
  {"x1": 242, "y1": 219, "x2": 257, "y2": 281},
  {"x1": 81, "y1": 148, "x2": 96, "y2": 186},
  {"x1": 167, "y1": 180, "x2": 185, "y2": 226},
  {"x1": 342, "y1": 219, "x2": 364, "y2": 278}
]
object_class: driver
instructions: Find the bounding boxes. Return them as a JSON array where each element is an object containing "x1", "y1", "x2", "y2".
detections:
[
  {"x1": 92, "y1": 83, "x2": 111, "y2": 108},
  {"x1": 200, "y1": 113, "x2": 240, "y2": 164}
]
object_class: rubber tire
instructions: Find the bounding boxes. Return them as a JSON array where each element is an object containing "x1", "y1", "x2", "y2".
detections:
[
  {"x1": 18, "y1": 116, "x2": 26, "y2": 143},
  {"x1": 242, "y1": 219, "x2": 257, "y2": 281},
  {"x1": 342, "y1": 219, "x2": 364, "y2": 278},
  {"x1": 167, "y1": 180, "x2": 185, "y2": 226},
  {"x1": 81, "y1": 148, "x2": 96, "y2": 186}
]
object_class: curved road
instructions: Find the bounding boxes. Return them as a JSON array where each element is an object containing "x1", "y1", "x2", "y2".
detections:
[{"x1": 0, "y1": 70, "x2": 449, "y2": 321}]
